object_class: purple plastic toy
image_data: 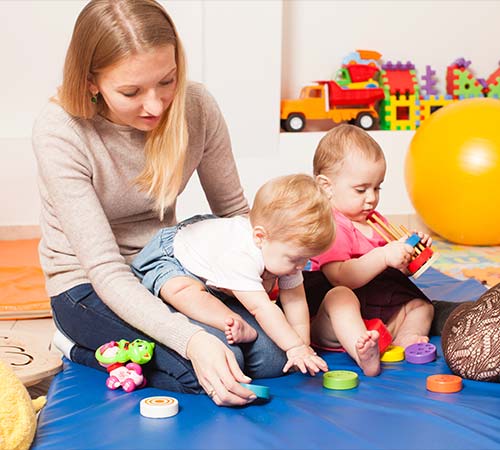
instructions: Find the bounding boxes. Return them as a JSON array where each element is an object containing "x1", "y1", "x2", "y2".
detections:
[{"x1": 405, "y1": 342, "x2": 437, "y2": 364}]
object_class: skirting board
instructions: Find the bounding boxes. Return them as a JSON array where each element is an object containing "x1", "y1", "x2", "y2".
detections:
[{"x1": 0, "y1": 225, "x2": 41, "y2": 240}]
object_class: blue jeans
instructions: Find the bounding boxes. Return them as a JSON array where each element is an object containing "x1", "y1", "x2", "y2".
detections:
[
  {"x1": 51, "y1": 283, "x2": 287, "y2": 394},
  {"x1": 131, "y1": 214, "x2": 214, "y2": 296}
]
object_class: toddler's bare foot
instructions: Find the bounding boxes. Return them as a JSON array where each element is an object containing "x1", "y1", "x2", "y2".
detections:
[
  {"x1": 394, "y1": 334, "x2": 429, "y2": 349},
  {"x1": 224, "y1": 317, "x2": 257, "y2": 344},
  {"x1": 356, "y1": 330, "x2": 381, "y2": 377}
]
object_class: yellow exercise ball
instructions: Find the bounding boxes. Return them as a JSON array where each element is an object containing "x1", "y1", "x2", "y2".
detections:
[{"x1": 405, "y1": 98, "x2": 500, "y2": 245}]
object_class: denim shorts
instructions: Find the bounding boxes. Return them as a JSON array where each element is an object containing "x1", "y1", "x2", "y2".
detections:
[{"x1": 131, "y1": 214, "x2": 215, "y2": 296}]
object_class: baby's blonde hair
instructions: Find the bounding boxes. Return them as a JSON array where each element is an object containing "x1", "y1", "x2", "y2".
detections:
[
  {"x1": 57, "y1": 0, "x2": 188, "y2": 219},
  {"x1": 313, "y1": 124, "x2": 385, "y2": 177},
  {"x1": 250, "y1": 174, "x2": 335, "y2": 254}
]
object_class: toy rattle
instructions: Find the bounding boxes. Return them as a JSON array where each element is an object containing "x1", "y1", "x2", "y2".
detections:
[
  {"x1": 95, "y1": 339, "x2": 155, "y2": 393},
  {"x1": 366, "y1": 211, "x2": 439, "y2": 278}
]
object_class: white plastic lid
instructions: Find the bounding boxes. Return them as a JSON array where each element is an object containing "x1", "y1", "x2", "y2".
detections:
[{"x1": 140, "y1": 396, "x2": 179, "y2": 418}]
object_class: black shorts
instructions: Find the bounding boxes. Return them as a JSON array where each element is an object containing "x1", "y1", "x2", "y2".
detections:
[{"x1": 303, "y1": 268, "x2": 431, "y2": 324}]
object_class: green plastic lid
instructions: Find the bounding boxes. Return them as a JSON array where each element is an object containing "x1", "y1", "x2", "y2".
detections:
[{"x1": 323, "y1": 370, "x2": 359, "y2": 390}]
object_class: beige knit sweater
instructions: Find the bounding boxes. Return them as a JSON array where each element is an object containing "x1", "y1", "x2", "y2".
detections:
[{"x1": 32, "y1": 82, "x2": 248, "y2": 358}]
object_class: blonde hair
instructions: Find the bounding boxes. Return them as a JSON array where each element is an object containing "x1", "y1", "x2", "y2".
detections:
[
  {"x1": 58, "y1": 0, "x2": 188, "y2": 218},
  {"x1": 250, "y1": 174, "x2": 335, "y2": 254},
  {"x1": 313, "y1": 124, "x2": 385, "y2": 177}
]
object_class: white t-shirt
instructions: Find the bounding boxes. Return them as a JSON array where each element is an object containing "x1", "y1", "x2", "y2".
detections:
[{"x1": 173, "y1": 216, "x2": 303, "y2": 292}]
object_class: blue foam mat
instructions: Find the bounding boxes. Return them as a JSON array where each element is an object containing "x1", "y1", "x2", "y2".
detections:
[
  {"x1": 414, "y1": 267, "x2": 487, "y2": 301},
  {"x1": 34, "y1": 337, "x2": 500, "y2": 450},
  {"x1": 34, "y1": 271, "x2": 499, "y2": 449}
]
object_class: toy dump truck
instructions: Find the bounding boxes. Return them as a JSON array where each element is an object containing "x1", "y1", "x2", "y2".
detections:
[{"x1": 280, "y1": 79, "x2": 385, "y2": 132}]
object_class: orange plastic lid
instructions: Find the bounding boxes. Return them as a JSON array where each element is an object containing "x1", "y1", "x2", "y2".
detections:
[{"x1": 426, "y1": 374, "x2": 463, "y2": 393}]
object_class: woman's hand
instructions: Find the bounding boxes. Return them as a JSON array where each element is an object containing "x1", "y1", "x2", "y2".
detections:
[{"x1": 186, "y1": 331, "x2": 257, "y2": 407}]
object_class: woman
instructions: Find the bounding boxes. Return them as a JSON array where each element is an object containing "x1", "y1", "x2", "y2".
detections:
[{"x1": 33, "y1": 0, "x2": 286, "y2": 406}]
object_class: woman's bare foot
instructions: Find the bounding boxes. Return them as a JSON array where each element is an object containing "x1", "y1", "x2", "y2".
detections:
[
  {"x1": 394, "y1": 334, "x2": 429, "y2": 349},
  {"x1": 224, "y1": 317, "x2": 258, "y2": 344},
  {"x1": 356, "y1": 330, "x2": 381, "y2": 377}
]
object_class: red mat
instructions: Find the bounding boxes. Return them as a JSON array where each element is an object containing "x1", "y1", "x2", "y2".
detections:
[{"x1": 0, "y1": 239, "x2": 51, "y2": 320}]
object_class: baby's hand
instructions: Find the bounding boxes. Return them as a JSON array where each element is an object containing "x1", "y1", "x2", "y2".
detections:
[
  {"x1": 415, "y1": 230, "x2": 433, "y2": 248},
  {"x1": 283, "y1": 344, "x2": 328, "y2": 375},
  {"x1": 383, "y1": 241, "x2": 414, "y2": 270}
]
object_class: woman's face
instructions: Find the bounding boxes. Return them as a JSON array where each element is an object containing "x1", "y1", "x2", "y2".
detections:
[{"x1": 90, "y1": 44, "x2": 177, "y2": 131}]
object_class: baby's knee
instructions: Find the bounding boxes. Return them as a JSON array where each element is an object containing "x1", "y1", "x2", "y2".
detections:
[
  {"x1": 323, "y1": 286, "x2": 359, "y2": 309},
  {"x1": 407, "y1": 298, "x2": 434, "y2": 317}
]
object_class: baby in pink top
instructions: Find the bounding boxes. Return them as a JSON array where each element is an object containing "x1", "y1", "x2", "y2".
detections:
[{"x1": 304, "y1": 125, "x2": 434, "y2": 377}]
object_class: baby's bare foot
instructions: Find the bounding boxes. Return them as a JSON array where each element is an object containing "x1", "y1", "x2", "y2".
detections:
[
  {"x1": 394, "y1": 334, "x2": 429, "y2": 349},
  {"x1": 356, "y1": 330, "x2": 381, "y2": 377},
  {"x1": 224, "y1": 317, "x2": 258, "y2": 344}
]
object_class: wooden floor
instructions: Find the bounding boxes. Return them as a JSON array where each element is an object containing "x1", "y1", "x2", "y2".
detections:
[{"x1": 0, "y1": 317, "x2": 61, "y2": 397}]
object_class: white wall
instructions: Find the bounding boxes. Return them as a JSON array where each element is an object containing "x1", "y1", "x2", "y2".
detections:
[
  {"x1": 176, "y1": 1, "x2": 283, "y2": 220},
  {"x1": 1, "y1": 1, "x2": 83, "y2": 226},
  {"x1": 1, "y1": 1, "x2": 499, "y2": 226}
]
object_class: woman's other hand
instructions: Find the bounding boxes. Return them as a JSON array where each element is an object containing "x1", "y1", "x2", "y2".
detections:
[{"x1": 186, "y1": 331, "x2": 257, "y2": 406}]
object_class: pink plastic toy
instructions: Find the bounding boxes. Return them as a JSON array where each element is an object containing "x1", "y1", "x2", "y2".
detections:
[{"x1": 105, "y1": 362, "x2": 146, "y2": 393}]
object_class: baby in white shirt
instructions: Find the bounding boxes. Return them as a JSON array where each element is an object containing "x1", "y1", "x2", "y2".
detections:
[{"x1": 133, "y1": 174, "x2": 335, "y2": 375}]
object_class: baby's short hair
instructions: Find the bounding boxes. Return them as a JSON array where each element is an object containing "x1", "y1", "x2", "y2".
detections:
[
  {"x1": 313, "y1": 124, "x2": 385, "y2": 177},
  {"x1": 250, "y1": 174, "x2": 335, "y2": 254}
]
